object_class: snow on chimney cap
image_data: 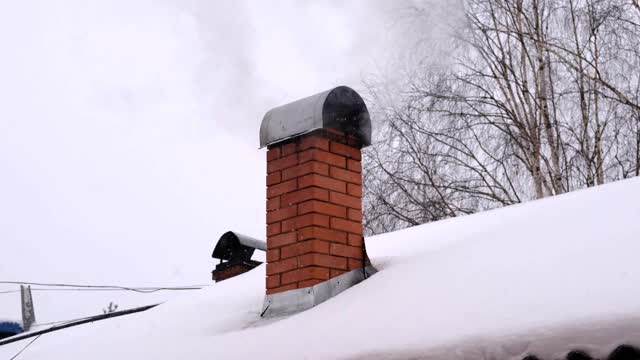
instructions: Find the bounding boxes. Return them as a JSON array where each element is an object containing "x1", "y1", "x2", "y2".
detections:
[{"x1": 259, "y1": 86, "x2": 371, "y2": 148}]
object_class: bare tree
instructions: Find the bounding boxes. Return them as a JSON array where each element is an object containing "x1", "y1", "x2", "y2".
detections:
[{"x1": 364, "y1": 0, "x2": 640, "y2": 235}]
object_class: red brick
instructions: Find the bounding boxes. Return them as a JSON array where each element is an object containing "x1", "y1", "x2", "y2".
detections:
[
  {"x1": 298, "y1": 279, "x2": 324, "y2": 288},
  {"x1": 330, "y1": 167, "x2": 361, "y2": 185},
  {"x1": 266, "y1": 274, "x2": 280, "y2": 289},
  {"x1": 298, "y1": 239, "x2": 330, "y2": 255},
  {"x1": 348, "y1": 233, "x2": 362, "y2": 247},
  {"x1": 267, "y1": 248, "x2": 280, "y2": 262},
  {"x1": 267, "y1": 222, "x2": 281, "y2": 236},
  {"x1": 267, "y1": 153, "x2": 297, "y2": 173},
  {"x1": 298, "y1": 226, "x2": 348, "y2": 244},
  {"x1": 300, "y1": 266, "x2": 331, "y2": 280},
  {"x1": 279, "y1": 243, "x2": 297, "y2": 259},
  {"x1": 281, "y1": 142, "x2": 297, "y2": 156},
  {"x1": 330, "y1": 142, "x2": 361, "y2": 160},
  {"x1": 299, "y1": 253, "x2": 347, "y2": 270},
  {"x1": 348, "y1": 258, "x2": 363, "y2": 270},
  {"x1": 280, "y1": 269, "x2": 299, "y2": 285},
  {"x1": 299, "y1": 136, "x2": 329, "y2": 151},
  {"x1": 331, "y1": 269, "x2": 347, "y2": 277},
  {"x1": 347, "y1": 183, "x2": 362, "y2": 197},
  {"x1": 330, "y1": 191, "x2": 361, "y2": 210},
  {"x1": 267, "y1": 147, "x2": 281, "y2": 162},
  {"x1": 268, "y1": 232, "x2": 297, "y2": 249},
  {"x1": 331, "y1": 217, "x2": 363, "y2": 235},
  {"x1": 281, "y1": 187, "x2": 328, "y2": 206},
  {"x1": 348, "y1": 208, "x2": 362, "y2": 222},
  {"x1": 281, "y1": 266, "x2": 330, "y2": 285},
  {"x1": 214, "y1": 263, "x2": 255, "y2": 282},
  {"x1": 347, "y1": 159, "x2": 361, "y2": 173},
  {"x1": 299, "y1": 174, "x2": 346, "y2": 193},
  {"x1": 281, "y1": 240, "x2": 329, "y2": 259},
  {"x1": 330, "y1": 243, "x2": 362, "y2": 259},
  {"x1": 282, "y1": 213, "x2": 330, "y2": 232},
  {"x1": 267, "y1": 197, "x2": 280, "y2": 211},
  {"x1": 267, "y1": 283, "x2": 297, "y2": 295},
  {"x1": 266, "y1": 205, "x2": 297, "y2": 224},
  {"x1": 267, "y1": 179, "x2": 297, "y2": 198},
  {"x1": 299, "y1": 148, "x2": 346, "y2": 168},
  {"x1": 266, "y1": 257, "x2": 297, "y2": 275},
  {"x1": 282, "y1": 161, "x2": 329, "y2": 181},
  {"x1": 266, "y1": 172, "x2": 281, "y2": 186},
  {"x1": 298, "y1": 200, "x2": 346, "y2": 218}
]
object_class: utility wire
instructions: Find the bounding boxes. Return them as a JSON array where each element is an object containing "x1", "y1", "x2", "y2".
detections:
[
  {"x1": 0, "y1": 281, "x2": 206, "y2": 293},
  {"x1": 0, "y1": 287, "x2": 202, "y2": 295},
  {"x1": 9, "y1": 333, "x2": 42, "y2": 360},
  {"x1": 0, "y1": 304, "x2": 158, "y2": 347},
  {"x1": 0, "y1": 290, "x2": 20, "y2": 295},
  {"x1": 6, "y1": 310, "x2": 124, "y2": 359},
  {"x1": 27, "y1": 312, "x2": 112, "y2": 327},
  {"x1": 6, "y1": 317, "x2": 87, "y2": 359},
  {"x1": 0, "y1": 280, "x2": 206, "y2": 288}
]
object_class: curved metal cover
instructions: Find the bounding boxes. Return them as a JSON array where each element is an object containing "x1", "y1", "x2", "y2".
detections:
[
  {"x1": 260, "y1": 86, "x2": 371, "y2": 148},
  {"x1": 212, "y1": 231, "x2": 266, "y2": 261}
]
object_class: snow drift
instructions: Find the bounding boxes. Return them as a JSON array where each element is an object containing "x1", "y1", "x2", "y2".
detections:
[{"x1": 1, "y1": 177, "x2": 639, "y2": 359}]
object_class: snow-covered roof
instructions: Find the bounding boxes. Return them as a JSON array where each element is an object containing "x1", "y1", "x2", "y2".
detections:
[{"x1": 1, "y1": 177, "x2": 639, "y2": 359}]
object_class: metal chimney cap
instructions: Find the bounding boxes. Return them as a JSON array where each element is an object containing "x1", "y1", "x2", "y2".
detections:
[
  {"x1": 260, "y1": 86, "x2": 371, "y2": 148},
  {"x1": 212, "y1": 231, "x2": 266, "y2": 261}
]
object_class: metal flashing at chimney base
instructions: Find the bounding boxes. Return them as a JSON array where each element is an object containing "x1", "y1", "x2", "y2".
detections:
[{"x1": 261, "y1": 265, "x2": 377, "y2": 318}]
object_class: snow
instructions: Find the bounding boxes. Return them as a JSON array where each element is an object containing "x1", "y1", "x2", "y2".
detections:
[{"x1": 1, "y1": 177, "x2": 640, "y2": 359}]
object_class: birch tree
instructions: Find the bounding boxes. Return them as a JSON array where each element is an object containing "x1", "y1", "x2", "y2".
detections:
[{"x1": 364, "y1": 0, "x2": 640, "y2": 235}]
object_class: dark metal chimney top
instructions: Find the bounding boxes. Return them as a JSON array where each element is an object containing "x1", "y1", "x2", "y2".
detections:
[{"x1": 259, "y1": 86, "x2": 371, "y2": 148}]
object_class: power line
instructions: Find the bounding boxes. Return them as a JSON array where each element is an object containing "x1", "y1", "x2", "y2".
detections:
[
  {"x1": 26, "y1": 312, "x2": 114, "y2": 328},
  {"x1": 30, "y1": 319, "x2": 74, "y2": 327},
  {"x1": 0, "y1": 287, "x2": 202, "y2": 295},
  {"x1": 5, "y1": 305, "x2": 156, "y2": 358},
  {"x1": 31, "y1": 287, "x2": 201, "y2": 292},
  {"x1": 10, "y1": 309, "x2": 129, "y2": 330},
  {"x1": 0, "y1": 304, "x2": 158, "y2": 347},
  {"x1": 0, "y1": 281, "x2": 206, "y2": 293},
  {"x1": 3, "y1": 312, "x2": 122, "y2": 332},
  {"x1": 6, "y1": 316, "x2": 89, "y2": 359},
  {"x1": 0, "y1": 280, "x2": 206, "y2": 289},
  {"x1": 9, "y1": 333, "x2": 42, "y2": 360},
  {"x1": 0, "y1": 287, "x2": 202, "y2": 296}
]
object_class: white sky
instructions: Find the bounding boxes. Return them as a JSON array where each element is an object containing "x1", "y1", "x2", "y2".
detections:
[{"x1": 0, "y1": 0, "x2": 462, "y2": 322}]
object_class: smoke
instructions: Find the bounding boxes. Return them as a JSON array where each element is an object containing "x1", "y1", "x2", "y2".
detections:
[{"x1": 0, "y1": 0, "x2": 461, "y2": 320}]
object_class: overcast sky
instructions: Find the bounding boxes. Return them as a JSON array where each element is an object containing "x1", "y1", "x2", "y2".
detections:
[{"x1": 0, "y1": 0, "x2": 462, "y2": 322}]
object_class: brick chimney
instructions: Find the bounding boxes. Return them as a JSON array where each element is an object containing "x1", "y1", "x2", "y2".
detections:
[
  {"x1": 265, "y1": 130, "x2": 364, "y2": 294},
  {"x1": 259, "y1": 87, "x2": 374, "y2": 315}
]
